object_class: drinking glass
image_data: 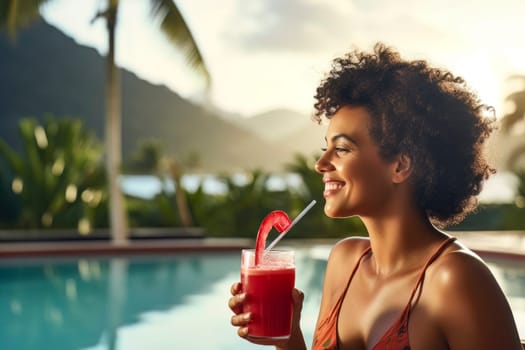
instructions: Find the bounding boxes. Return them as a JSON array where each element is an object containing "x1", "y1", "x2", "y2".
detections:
[{"x1": 240, "y1": 249, "x2": 295, "y2": 340}]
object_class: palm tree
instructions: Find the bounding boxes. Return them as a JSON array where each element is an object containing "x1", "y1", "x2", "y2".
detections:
[
  {"x1": 501, "y1": 75, "x2": 525, "y2": 134},
  {"x1": 501, "y1": 75, "x2": 525, "y2": 173},
  {"x1": 126, "y1": 140, "x2": 196, "y2": 228},
  {"x1": 1, "y1": 0, "x2": 210, "y2": 244}
]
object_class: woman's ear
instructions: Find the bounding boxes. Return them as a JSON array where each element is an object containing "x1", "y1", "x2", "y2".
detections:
[{"x1": 392, "y1": 153, "x2": 413, "y2": 184}]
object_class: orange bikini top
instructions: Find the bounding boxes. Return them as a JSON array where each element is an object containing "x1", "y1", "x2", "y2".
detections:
[{"x1": 312, "y1": 237, "x2": 457, "y2": 350}]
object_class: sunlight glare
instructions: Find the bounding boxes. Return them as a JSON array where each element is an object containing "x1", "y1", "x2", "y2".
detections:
[{"x1": 451, "y1": 52, "x2": 502, "y2": 116}]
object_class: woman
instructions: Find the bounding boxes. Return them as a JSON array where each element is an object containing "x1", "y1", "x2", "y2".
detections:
[{"x1": 228, "y1": 43, "x2": 523, "y2": 349}]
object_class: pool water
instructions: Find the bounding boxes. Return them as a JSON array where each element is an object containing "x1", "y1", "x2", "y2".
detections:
[{"x1": 0, "y1": 246, "x2": 523, "y2": 349}]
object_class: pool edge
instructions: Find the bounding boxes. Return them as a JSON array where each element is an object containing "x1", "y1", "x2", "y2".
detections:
[{"x1": 0, "y1": 238, "x2": 253, "y2": 258}]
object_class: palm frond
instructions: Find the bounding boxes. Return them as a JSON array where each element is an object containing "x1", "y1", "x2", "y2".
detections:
[
  {"x1": 0, "y1": 0, "x2": 52, "y2": 40},
  {"x1": 501, "y1": 75, "x2": 525, "y2": 133},
  {"x1": 148, "y1": 0, "x2": 210, "y2": 85},
  {"x1": 501, "y1": 90, "x2": 525, "y2": 133}
]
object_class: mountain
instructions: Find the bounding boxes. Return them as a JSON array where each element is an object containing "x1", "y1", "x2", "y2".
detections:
[
  {"x1": 234, "y1": 109, "x2": 312, "y2": 141},
  {"x1": 0, "y1": 18, "x2": 297, "y2": 173},
  {"x1": 284, "y1": 122, "x2": 327, "y2": 156}
]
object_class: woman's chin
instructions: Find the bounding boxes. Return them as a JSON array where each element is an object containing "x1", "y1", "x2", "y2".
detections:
[
  {"x1": 324, "y1": 205, "x2": 350, "y2": 218},
  {"x1": 323, "y1": 199, "x2": 360, "y2": 218}
]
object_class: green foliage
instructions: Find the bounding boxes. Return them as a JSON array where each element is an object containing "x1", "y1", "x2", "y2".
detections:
[
  {"x1": 124, "y1": 139, "x2": 164, "y2": 174},
  {"x1": 450, "y1": 203, "x2": 525, "y2": 231},
  {"x1": 515, "y1": 171, "x2": 525, "y2": 198},
  {"x1": 127, "y1": 153, "x2": 367, "y2": 239},
  {"x1": 127, "y1": 192, "x2": 180, "y2": 228},
  {"x1": 191, "y1": 170, "x2": 291, "y2": 237},
  {"x1": 1, "y1": 124, "x2": 522, "y2": 237},
  {"x1": 0, "y1": 116, "x2": 107, "y2": 230},
  {"x1": 0, "y1": 163, "x2": 19, "y2": 225}
]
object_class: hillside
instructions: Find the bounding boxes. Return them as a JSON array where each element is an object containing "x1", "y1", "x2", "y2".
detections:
[
  {"x1": 0, "y1": 18, "x2": 296, "y2": 173},
  {"x1": 219, "y1": 108, "x2": 325, "y2": 161},
  {"x1": 233, "y1": 109, "x2": 311, "y2": 141}
]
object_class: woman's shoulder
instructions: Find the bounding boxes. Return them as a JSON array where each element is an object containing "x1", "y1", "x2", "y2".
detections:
[
  {"x1": 322, "y1": 236, "x2": 371, "y2": 300},
  {"x1": 423, "y1": 241, "x2": 522, "y2": 347},
  {"x1": 427, "y1": 241, "x2": 495, "y2": 288},
  {"x1": 326, "y1": 236, "x2": 370, "y2": 267},
  {"x1": 424, "y1": 241, "x2": 512, "y2": 320}
]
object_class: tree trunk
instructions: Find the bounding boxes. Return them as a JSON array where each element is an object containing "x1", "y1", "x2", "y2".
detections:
[
  {"x1": 105, "y1": 2, "x2": 128, "y2": 244},
  {"x1": 169, "y1": 160, "x2": 193, "y2": 227}
]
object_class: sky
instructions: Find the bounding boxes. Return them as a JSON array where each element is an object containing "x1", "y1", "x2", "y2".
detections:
[{"x1": 40, "y1": 0, "x2": 525, "y2": 118}]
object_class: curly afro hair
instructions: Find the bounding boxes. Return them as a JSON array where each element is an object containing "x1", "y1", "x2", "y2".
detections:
[{"x1": 313, "y1": 43, "x2": 496, "y2": 228}]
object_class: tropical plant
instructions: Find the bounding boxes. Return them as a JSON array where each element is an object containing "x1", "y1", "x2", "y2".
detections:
[
  {"x1": 1, "y1": 0, "x2": 210, "y2": 243},
  {"x1": 171, "y1": 169, "x2": 284, "y2": 237},
  {"x1": 501, "y1": 75, "x2": 525, "y2": 134},
  {"x1": 0, "y1": 116, "x2": 106, "y2": 231},
  {"x1": 499, "y1": 75, "x2": 525, "y2": 227},
  {"x1": 500, "y1": 75, "x2": 525, "y2": 173},
  {"x1": 125, "y1": 139, "x2": 196, "y2": 228},
  {"x1": 0, "y1": 160, "x2": 19, "y2": 226},
  {"x1": 125, "y1": 139, "x2": 164, "y2": 175}
]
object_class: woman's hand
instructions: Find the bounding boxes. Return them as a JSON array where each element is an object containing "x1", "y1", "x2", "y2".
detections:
[
  {"x1": 228, "y1": 282, "x2": 307, "y2": 349},
  {"x1": 228, "y1": 282, "x2": 251, "y2": 338}
]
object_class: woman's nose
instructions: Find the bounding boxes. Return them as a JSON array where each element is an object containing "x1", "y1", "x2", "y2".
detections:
[{"x1": 315, "y1": 152, "x2": 333, "y2": 174}]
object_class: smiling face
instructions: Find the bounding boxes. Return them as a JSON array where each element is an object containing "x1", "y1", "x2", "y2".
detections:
[{"x1": 315, "y1": 106, "x2": 400, "y2": 219}]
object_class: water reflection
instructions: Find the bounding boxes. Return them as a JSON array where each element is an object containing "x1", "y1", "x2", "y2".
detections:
[
  {"x1": 0, "y1": 250, "x2": 522, "y2": 349},
  {"x1": 0, "y1": 253, "x2": 239, "y2": 350},
  {"x1": 484, "y1": 256, "x2": 525, "y2": 337},
  {"x1": 107, "y1": 259, "x2": 127, "y2": 350},
  {"x1": 486, "y1": 258, "x2": 525, "y2": 298}
]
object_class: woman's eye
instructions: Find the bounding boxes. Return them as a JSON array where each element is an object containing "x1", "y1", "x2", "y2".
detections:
[{"x1": 320, "y1": 147, "x2": 350, "y2": 155}]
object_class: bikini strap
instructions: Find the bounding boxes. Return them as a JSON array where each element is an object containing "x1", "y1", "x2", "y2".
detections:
[
  {"x1": 345, "y1": 246, "x2": 372, "y2": 293},
  {"x1": 402, "y1": 236, "x2": 457, "y2": 317},
  {"x1": 328, "y1": 245, "x2": 372, "y2": 318}
]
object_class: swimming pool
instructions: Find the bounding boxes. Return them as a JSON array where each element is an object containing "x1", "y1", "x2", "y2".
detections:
[{"x1": 0, "y1": 246, "x2": 523, "y2": 349}]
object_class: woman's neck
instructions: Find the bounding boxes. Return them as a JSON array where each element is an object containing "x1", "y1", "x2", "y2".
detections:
[{"x1": 360, "y1": 211, "x2": 447, "y2": 277}]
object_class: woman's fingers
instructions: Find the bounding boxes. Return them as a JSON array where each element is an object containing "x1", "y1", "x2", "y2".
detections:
[
  {"x1": 228, "y1": 282, "x2": 252, "y2": 340},
  {"x1": 230, "y1": 312, "x2": 251, "y2": 326},
  {"x1": 228, "y1": 292, "x2": 246, "y2": 312},
  {"x1": 230, "y1": 282, "x2": 242, "y2": 296},
  {"x1": 229, "y1": 284, "x2": 303, "y2": 348},
  {"x1": 228, "y1": 282, "x2": 245, "y2": 314},
  {"x1": 227, "y1": 292, "x2": 242, "y2": 309},
  {"x1": 237, "y1": 327, "x2": 249, "y2": 338}
]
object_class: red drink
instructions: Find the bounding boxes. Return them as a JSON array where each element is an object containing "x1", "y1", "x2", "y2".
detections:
[{"x1": 241, "y1": 249, "x2": 295, "y2": 339}]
